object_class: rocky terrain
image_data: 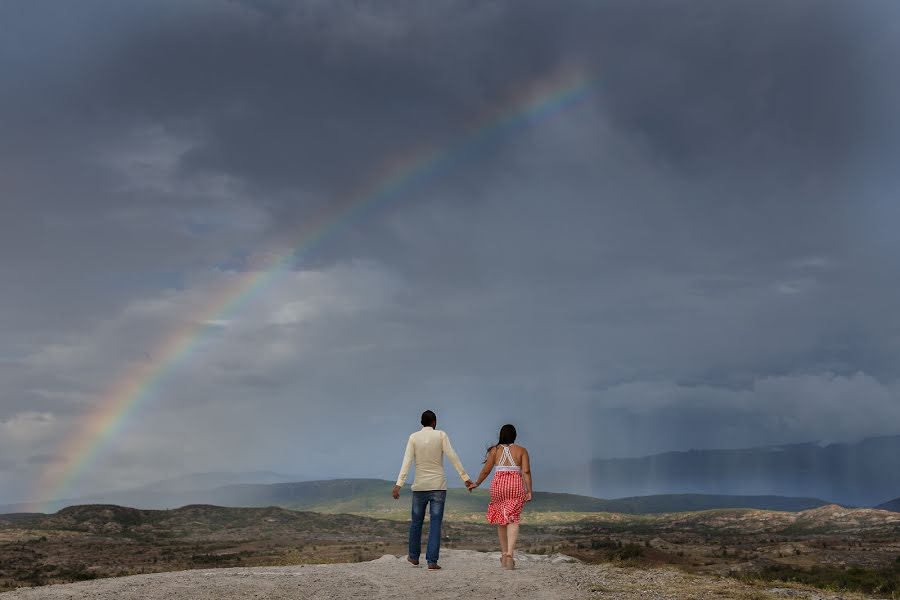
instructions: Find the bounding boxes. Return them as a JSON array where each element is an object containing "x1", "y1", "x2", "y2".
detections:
[
  {"x1": 2, "y1": 504, "x2": 900, "y2": 595},
  {"x1": 0, "y1": 550, "x2": 872, "y2": 600}
]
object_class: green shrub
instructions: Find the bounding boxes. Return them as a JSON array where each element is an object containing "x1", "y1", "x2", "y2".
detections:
[
  {"x1": 609, "y1": 544, "x2": 644, "y2": 561},
  {"x1": 56, "y1": 565, "x2": 97, "y2": 582},
  {"x1": 744, "y1": 564, "x2": 900, "y2": 595}
]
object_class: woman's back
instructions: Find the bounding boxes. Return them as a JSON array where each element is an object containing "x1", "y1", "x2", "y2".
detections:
[{"x1": 490, "y1": 444, "x2": 526, "y2": 469}]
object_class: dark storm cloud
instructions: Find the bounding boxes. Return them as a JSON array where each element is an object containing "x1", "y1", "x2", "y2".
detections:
[
  {"x1": 2, "y1": 0, "x2": 900, "y2": 503},
  {"x1": 53, "y1": 0, "x2": 888, "y2": 282},
  {"x1": 3, "y1": 1, "x2": 891, "y2": 230},
  {"x1": 85, "y1": 2, "x2": 878, "y2": 184}
]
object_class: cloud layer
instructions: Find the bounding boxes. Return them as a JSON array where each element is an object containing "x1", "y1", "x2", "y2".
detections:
[{"x1": 2, "y1": 0, "x2": 900, "y2": 503}]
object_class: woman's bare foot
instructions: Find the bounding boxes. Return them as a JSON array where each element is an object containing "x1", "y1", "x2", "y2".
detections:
[{"x1": 503, "y1": 553, "x2": 515, "y2": 570}]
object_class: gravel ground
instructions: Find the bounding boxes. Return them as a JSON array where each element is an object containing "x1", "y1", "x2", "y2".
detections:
[{"x1": 0, "y1": 550, "x2": 861, "y2": 600}]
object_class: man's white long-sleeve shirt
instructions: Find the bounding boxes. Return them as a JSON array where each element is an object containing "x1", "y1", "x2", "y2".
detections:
[{"x1": 396, "y1": 426, "x2": 470, "y2": 491}]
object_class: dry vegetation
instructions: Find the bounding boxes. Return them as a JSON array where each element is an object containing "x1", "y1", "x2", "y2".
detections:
[
  {"x1": 0, "y1": 504, "x2": 493, "y2": 591},
  {"x1": 2, "y1": 504, "x2": 900, "y2": 596}
]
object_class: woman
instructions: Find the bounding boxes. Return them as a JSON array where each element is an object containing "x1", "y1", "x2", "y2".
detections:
[{"x1": 471, "y1": 424, "x2": 532, "y2": 569}]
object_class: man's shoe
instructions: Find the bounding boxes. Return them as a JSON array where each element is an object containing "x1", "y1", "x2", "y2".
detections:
[
  {"x1": 407, "y1": 556, "x2": 419, "y2": 566},
  {"x1": 427, "y1": 563, "x2": 441, "y2": 570}
]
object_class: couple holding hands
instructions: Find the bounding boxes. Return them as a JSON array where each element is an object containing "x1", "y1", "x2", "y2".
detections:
[{"x1": 392, "y1": 410, "x2": 532, "y2": 570}]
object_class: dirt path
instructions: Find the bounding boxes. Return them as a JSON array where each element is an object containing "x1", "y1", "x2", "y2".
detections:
[{"x1": 0, "y1": 550, "x2": 853, "y2": 600}]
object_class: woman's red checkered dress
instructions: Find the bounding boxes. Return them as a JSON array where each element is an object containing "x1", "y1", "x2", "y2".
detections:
[{"x1": 486, "y1": 445, "x2": 526, "y2": 525}]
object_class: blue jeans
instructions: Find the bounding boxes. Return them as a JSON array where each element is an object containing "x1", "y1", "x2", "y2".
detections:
[{"x1": 408, "y1": 490, "x2": 446, "y2": 565}]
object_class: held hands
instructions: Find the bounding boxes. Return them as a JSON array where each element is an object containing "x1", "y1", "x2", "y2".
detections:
[
  {"x1": 392, "y1": 485, "x2": 401, "y2": 500},
  {"x1": 465, "y1": 480, "x2": 477, "y2": 492}
]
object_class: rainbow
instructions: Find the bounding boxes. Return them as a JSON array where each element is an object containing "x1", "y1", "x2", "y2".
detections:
[{"x1": 28, "y1": 69, "x2": 596, "y2": 511}]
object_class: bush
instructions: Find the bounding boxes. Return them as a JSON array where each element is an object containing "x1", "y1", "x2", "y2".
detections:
[
  {"x1": 56, "y1": 565, "x2": 97, "y2": 582},
  {"x1": 609, "y1": 544, "x2": 644, "y2": 561},
  {"x1": 590, "y1": 539, "x2": 619, "y2": 551},
  {"x1": 745, "y1": 564, "x2": 900, "y2": 595}
]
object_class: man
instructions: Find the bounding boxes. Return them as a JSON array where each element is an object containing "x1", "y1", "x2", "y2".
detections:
[{"x1": 393, "y1": 410, "x2": 474, "y2": 570}]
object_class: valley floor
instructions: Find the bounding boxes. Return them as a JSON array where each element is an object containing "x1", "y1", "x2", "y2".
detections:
[{"x1": 0, "y1": 550, "x2": 865, "y2": 600}]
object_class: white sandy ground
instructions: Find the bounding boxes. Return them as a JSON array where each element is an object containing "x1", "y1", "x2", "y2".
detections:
[{"x1": 0, "y1": 550, "x2": 864, "y2": 600}]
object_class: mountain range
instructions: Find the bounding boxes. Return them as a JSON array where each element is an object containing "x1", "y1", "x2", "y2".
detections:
[
  {"x1": 0, "y1": 477, "x2": 831, "y2": 516},
  {"x1": 875, "y1": 497, "x2": 900, "y2": 512},
  {"x1": 8, "y1": 434, "x2": 900, "y2": 515},
  {"x1": 581, "y1": 434, "x2": 900, "y2": 507}
]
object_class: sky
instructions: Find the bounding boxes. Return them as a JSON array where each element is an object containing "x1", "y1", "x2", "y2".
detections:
[{"x1": 2, "y1": 0, "x2": 900, "y2": 505}]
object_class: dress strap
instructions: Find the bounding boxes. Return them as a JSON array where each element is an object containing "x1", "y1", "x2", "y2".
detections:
[{"x1": 495, "y1": 444, "x2": 521, "y2": 471}]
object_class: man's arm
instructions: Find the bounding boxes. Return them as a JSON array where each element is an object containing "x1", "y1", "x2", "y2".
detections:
[
  {"x1": 393, "y1": 435, "x2": 415, "y2": 499},
  {"x1": 441, "y1": 431, "x2": 472, "y2": 486}
]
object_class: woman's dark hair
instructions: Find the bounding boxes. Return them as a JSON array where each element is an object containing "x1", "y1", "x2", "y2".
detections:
[{"x1": 484, "y1": 424, "x2": 517, "y2": 462}]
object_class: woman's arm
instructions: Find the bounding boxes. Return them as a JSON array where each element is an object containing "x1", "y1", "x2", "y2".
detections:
[
  {"x1": 521, "y1": 448, "x2": 533, "y2": 502},
  {"x1": 473, "y1": 447, "x2": 496, "y2": 489}
]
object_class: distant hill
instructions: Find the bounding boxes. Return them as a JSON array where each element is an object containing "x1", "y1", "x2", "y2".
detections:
[
  {"x1": 0, "y1": 470, "x2": 304, "y2": 515},
  {"x1": 212, "y1": 479, "x2": 829, "y2": 515},
  {"x1": 874, "y1": 497, "x2": 900, "y2": 513},
  {"x1": 0, "y1": 478, "x2": 831, "y2": 516},
  {"x1": 7, "y1": 502, "x2": 889, "y2": 541},
  {"x1": 0, "y1": 503, "x2": 403, "y2": 538},
  {"x1": 585, "y1": 434, "x2": 900, "y2": 507},
  {"x1": 202, "y1": 479, "x2": 617, "y2": 514},
  {"x1": 589, "y1": 493, "x2": 830, "y2": 514}
]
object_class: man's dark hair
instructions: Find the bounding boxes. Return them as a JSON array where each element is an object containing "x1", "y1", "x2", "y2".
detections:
[{"x1": 421, "y1": 410, "x2": 437, "y2": 427}]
